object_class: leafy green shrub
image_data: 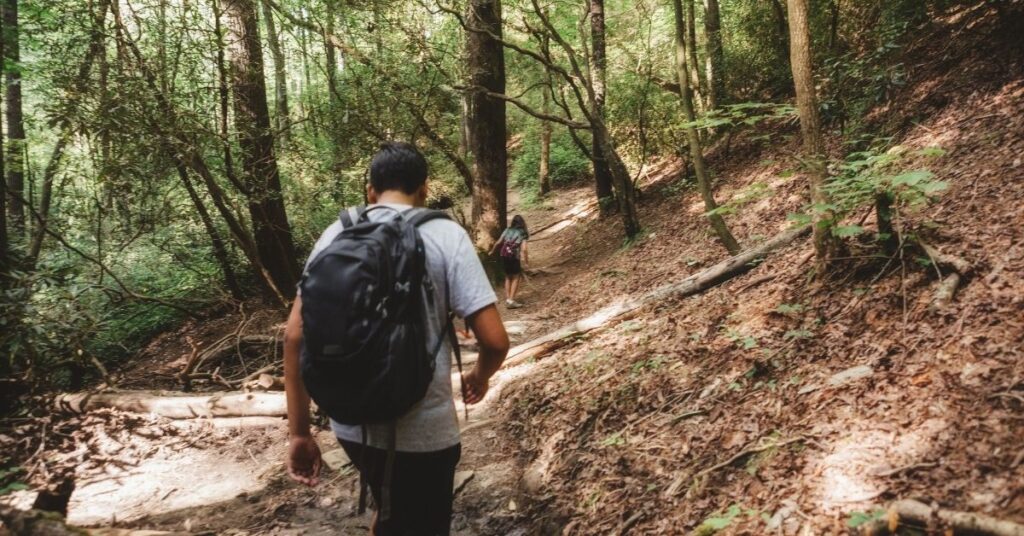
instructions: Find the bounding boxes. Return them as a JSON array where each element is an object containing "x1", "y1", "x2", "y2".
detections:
[{"x1": 511, "y1": 130, "x2": 590, "y2": 193}]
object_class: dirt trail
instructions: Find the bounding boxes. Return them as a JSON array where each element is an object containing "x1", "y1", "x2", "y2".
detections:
[{"x1": 0, "y1": 185, "x2": 593, "y2": 535}]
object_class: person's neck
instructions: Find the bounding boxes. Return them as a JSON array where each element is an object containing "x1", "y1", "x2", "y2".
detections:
[{"x1": 374, "y1": 190, "x2": 421, "y2": 207}]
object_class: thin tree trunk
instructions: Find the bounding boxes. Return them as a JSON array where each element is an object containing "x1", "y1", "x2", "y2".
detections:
[
  {"x1": 589, "y1": 0, "x2": 614, "y2": 210},
  {"x1": 684, "y1": 0, "x2": 704, "y2": 111},
  {"x1": 27, "y1": 138, "x2": 67, "y2": 265},
  {"x1": 212, "y1": 0, "x2": 243, "y2": 195},
  {"x1": 703, "y1": 0, "x2": 724, "y2": 110},
  {"x1": 0, "y1": 14, "x2": 6, "y2": 275},
  {"x1": 177, "y1": 164, "x2": 244, "y2": 300},
  {"x1": 465, "y1": 0, "x2": 508, "y2": 249},
  {"x1": 298, "y1": 8, "x2": 312, "y2": 127},
  {"x1": 770, "y1": 0, "x2": 791, "y2": 68},
  {"x1": 673, "y1": 0, "x2": 739, "y2": 254},
  {"x1": 223, "y1": 0, "x2": 299, "y2": 297},
  {"x1": 261, "y1": 0, "x2": 290, "y2": 144},
  {"x1": 3, "y1": 0, "x2": 25, "y2": 239},
  {"x1": 323, "y1": 3, "x2": 347, "y2": 199},
  {"x1": 458, "y1": 94, "x2": 470, "y2": 163},
  {"x1": 539, "y1": 74, "x2": 552, "y2": 196},
  {"x1": 827, "y1": 0, "x2": 840, "y2": 52},
  {"x1": 787, "y1": 0, "x2": 835, "y2": 275}
]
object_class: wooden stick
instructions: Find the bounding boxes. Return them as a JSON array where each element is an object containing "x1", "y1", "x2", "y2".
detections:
[{"x1": 886, "y1": 499, "x2": 1024, "y2": 536}]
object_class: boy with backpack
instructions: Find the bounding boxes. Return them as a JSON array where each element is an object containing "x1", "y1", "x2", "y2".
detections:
[{"x1": 283, "y1": 142, "x2": 510, "y2": 535}]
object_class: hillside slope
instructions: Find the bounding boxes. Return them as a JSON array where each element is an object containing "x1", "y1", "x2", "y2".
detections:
[{"x1": 474, "y1": 3, "x2": 1024, "y2": 534}]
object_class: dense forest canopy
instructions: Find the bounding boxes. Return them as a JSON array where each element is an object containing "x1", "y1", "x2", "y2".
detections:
[{"x1": 0, "y1": 0, "x2": 965, "y2": 393}]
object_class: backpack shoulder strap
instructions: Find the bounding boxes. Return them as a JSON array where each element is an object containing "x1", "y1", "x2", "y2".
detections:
[
  {"x1": 404, "y1": 208, "x2": 451, "y2": 228},
  {"x1": 338, "y1": 205, "x2": 366, "y2": 228}
]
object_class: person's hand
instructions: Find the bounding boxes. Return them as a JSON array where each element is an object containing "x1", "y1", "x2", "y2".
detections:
[
  {"x1": 287, "y1": 434, "x2": 322, "y2": 486},
  {"x1": 462, "y1": 368, "x2": 490, "y2": 404}
]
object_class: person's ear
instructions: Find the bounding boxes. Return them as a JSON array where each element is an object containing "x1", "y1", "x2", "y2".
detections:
[
  {"x1": 367, "y1": 184, "x2": 378, "y2": 204},
  {"x1": 416, "y1": 183, "x2": 429, "y2": 206}
]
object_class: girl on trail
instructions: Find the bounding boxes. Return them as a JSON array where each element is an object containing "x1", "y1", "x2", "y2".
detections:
[{"x1": 490, "y1": 215, "x2": 529, "y2": 309}]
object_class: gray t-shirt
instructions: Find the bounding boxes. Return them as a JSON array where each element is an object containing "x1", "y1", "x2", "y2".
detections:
[{"x1": 302, "y1": 203, "x2": 496, "y2": 452}]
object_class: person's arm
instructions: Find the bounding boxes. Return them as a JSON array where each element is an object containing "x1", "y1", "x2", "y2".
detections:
[
  {"x1": 488, "y1": 237, "x2": 503, "y2": 256},
  {"x1": 283, "y1": 297, "x2": 322, "y2": 486},
  {"x1": 520, "y1": 241, "x2": 529, "y2": 268},
  {"x1": 462, "y1": 304, "x2": 509, "y2": 404}
]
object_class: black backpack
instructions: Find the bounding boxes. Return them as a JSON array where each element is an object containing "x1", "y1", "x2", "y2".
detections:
[{"x1": 299, "y1": 205, "x2": 456, "y2": 426}]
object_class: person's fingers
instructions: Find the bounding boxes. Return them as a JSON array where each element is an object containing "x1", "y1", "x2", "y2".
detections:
[{"x1": 287, "y1": 465, "x2": 313, "y2": 486}]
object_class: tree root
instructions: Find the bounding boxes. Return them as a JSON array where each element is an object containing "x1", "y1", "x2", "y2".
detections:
[{"x1": 861, "y1": 499, "x2": 1024, "y2": 536}]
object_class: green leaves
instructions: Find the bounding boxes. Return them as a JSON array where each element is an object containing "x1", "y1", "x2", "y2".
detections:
[
  {"x1": 694, "y1": 504, "x2": 742, "y2": 535},
  {"x1": 832, "y1": 225, "x2": 865, "y2": 238},
  {"x1": 847, "y1": 509, "x2": 886, "y2": 528}
]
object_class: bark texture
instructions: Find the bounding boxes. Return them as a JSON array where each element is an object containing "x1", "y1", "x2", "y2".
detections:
[
  {"x1": 672, "y1": 0, "x2": 740, "y2": 254},
  {"x1": 589, "y1": 0, "x2": 614, "y2": 207},
  {"x1": 223, "y1": 0, "x2": 299, "y2": 297},
  {"x1": 787, "y1": 0, "x2": 835, "y2": 275},
  {"x1": 466, "y1": 0, "x2": 508, "y2": 248}
]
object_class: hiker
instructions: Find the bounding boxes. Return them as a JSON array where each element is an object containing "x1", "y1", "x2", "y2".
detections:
[
  {"x1": 489, "y1": 215, "x2": 530, "y2": 309},
  {"x1": 283, "y1": 142, "x2": 511, "y2": 536}
]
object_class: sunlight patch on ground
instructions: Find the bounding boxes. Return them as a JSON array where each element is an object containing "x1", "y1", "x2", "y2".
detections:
[
  {"x1": 67, "y1": 428, "x2": 281, "y2": 526},
  {"x1": 536, "y1": 198, "x2": 598, "y2": 238},
  {"x1": 813, "y1": 417, "x2": 947, "y2": 513}
]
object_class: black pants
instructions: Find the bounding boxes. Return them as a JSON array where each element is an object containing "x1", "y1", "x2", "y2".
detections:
[{"x1": 339, "y1": 439, "x2": 461, "y2": 536}]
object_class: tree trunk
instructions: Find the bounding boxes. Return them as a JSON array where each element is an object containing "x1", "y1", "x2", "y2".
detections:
[
  {"x1": 539, "y1": 77, "x2": 552, "y2": 196},
  {"x1": 323, "y1": 3, "x2": 347, "y2": 200},
  {"x1": 589, "y1": 0, "x2": 614, "y2": 209},
  {"x1": 465, "y1": 0, "x2": 508, "y2": 249},
  {"x1": 223, "y1": 0, "x2": 299, "y2": 298},
  {"x1": 176, "y1": 164, "x2": 244, "y2": 300},
  {"x1": 787, "y1": 0, "x2": 835, "y2": 275},
  {"x1": 0, "y1": 21, "x2": 6, "y2": 275},
  {"x1": 703, "y1": 0, "x2": 724, "y2": 110},
  {"x1": 212, "y1": 0, "x2": 242, "y2": 194},
  {"x1": 3, "y1": 0, "x2": 25, "y2": 239},
  {"x1": 827, "y1": 0, "x2": 840, "y2": 52},
  {"x1": 684, "y1": 0, "x2": 704, "y2": 111},
  {"x1": 261, "y1": 0, "x2": 290, "y2": 144},
  {"x1": 672, "y1": 0, "x2": 739, "y2": 254},
  {"x1": 593, "y1": 120, "x2": 640, "y2": 238},
  {"x1": 770, "y1": 0, "x2": 791, "y2": 69}
]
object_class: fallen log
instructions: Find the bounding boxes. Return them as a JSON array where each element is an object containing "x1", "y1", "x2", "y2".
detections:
[
  {"x1": 503, "y1": 225, "x2": 810, "y2": 368},
  {"x1": 920, "y1": 241, "x2": 972, "y2": 310},
  {"x1": 53, "y1": 391, "x2": 286, "y2": 419},
  {"x1": 861, "y1": 499, "x2": 1024, "y2": 536}
]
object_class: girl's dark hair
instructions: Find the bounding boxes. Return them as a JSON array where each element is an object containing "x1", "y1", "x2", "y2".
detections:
[{"x1": 511, "y1": 214, "x2": 528, "y2": 238}]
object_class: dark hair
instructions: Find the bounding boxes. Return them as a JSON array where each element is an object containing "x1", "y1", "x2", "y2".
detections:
[
  {"x1": 510, "y1": 214, "x2": 528, "y2": 239},
  {"x1": 369, "y1": 141, "x2": 428, "y2": 195}
]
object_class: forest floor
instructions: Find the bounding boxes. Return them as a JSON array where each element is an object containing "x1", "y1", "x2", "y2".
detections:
[{"x1": 3, "y1": 2, "x2": 1023, "y2": 535}]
